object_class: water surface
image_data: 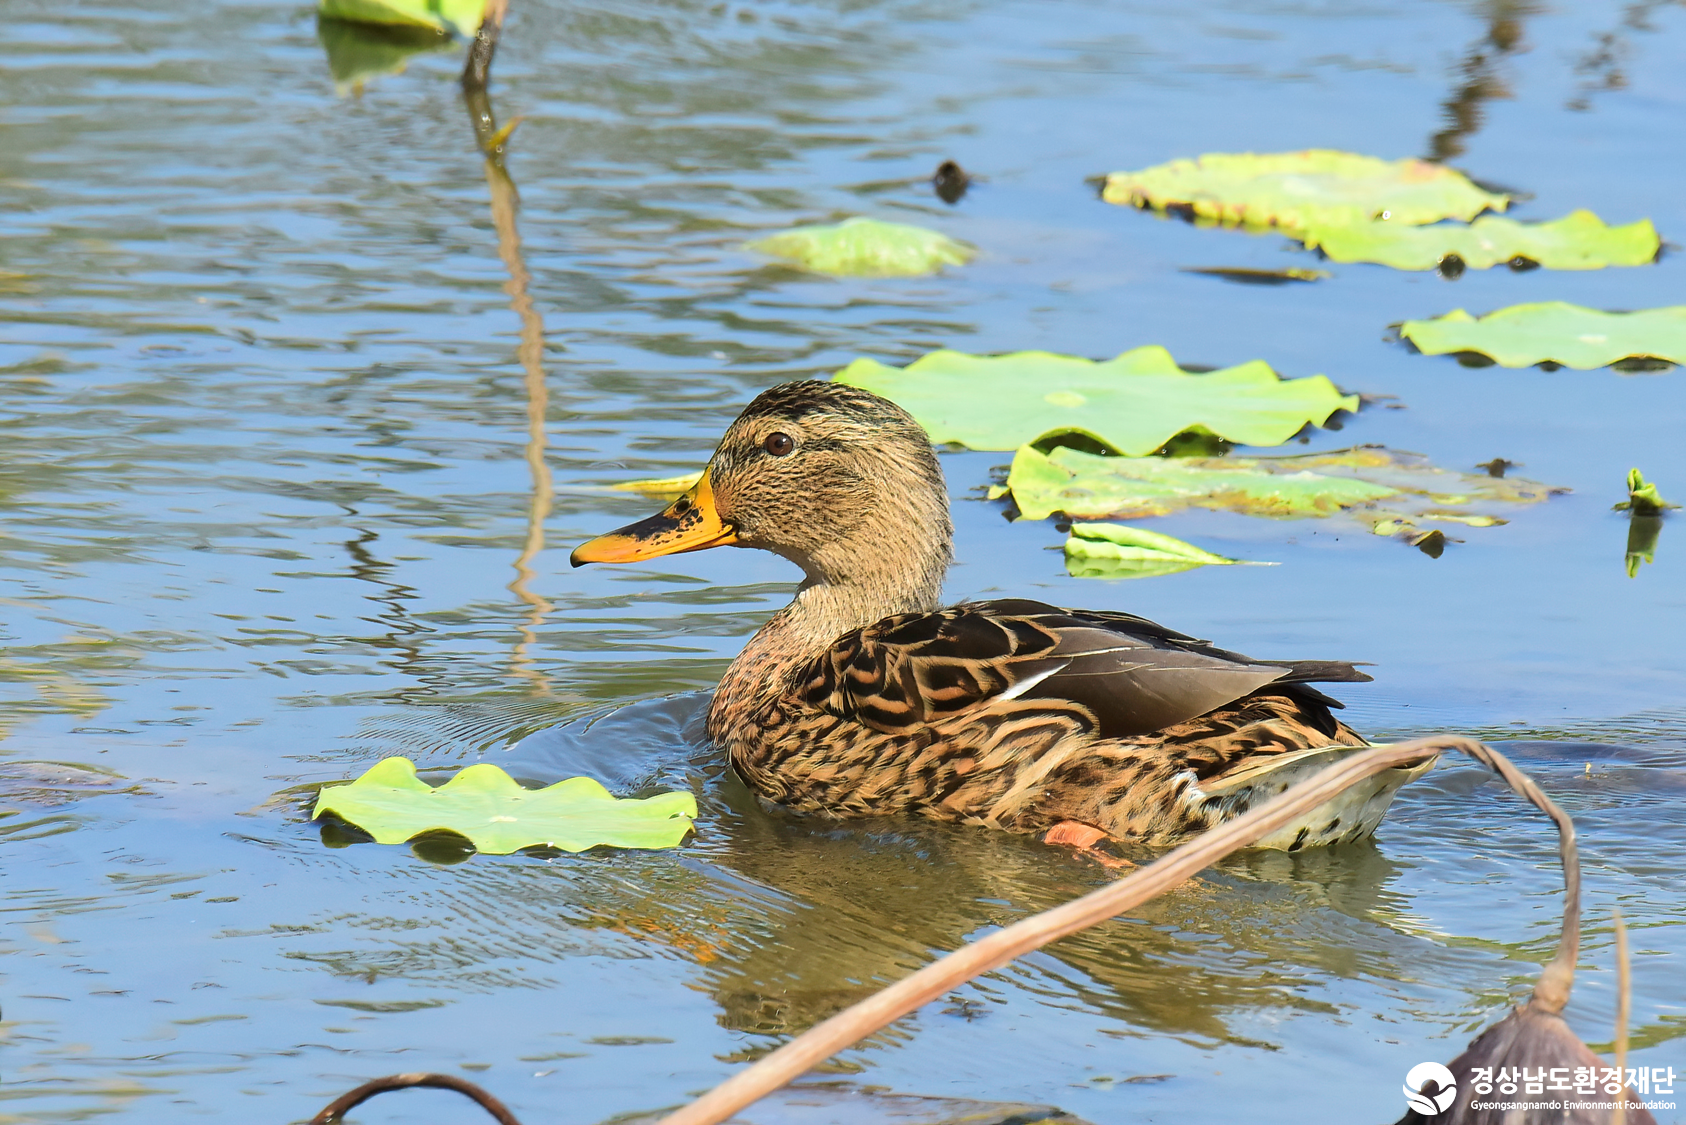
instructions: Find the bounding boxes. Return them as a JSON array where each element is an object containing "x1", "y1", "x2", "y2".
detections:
[{"x1": 2, "y1": 0, "x2": 1684, "y2": 1121}]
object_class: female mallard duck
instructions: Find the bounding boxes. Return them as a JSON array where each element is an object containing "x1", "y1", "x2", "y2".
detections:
[{"x1": 572, "y1": 381, "x2": 1429, "y2": 853}]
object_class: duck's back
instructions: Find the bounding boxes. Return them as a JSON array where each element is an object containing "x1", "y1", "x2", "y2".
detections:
[{"x1": 712, "y1": 600, "x2": 1395, "y2": 843}]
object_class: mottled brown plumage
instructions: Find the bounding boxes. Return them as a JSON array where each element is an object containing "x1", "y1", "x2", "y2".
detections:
[{"x1": 573, "y1": 381, "x2": 1432, "y2": 849}]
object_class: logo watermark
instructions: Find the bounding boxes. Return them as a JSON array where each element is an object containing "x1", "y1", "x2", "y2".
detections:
[
  {"x1": 1402, "y1": 1063, "x2": 1677, "y2": 1116},
  {"x1": 1403, "y1": 1062, "x2": 1458, "y2": 1115}
]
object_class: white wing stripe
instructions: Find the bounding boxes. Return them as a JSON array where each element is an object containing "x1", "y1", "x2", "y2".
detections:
[{"x1": 996, "y1": 660, "x2": 1070, "y2": 700}]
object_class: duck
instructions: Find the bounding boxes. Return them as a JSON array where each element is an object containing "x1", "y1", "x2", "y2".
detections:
[{"x1": 571, "y1": 380, "x2": 1432, "y2": 855}]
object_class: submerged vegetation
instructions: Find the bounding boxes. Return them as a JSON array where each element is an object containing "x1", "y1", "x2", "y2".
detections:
[
  {"x1": 995, "y1": 443, "x2": 1560, "y2": 531},
  {"x1": 1102, "y1": 150, "x2": 1511, "y2": 229},
  {"x1": 746, "y1": 218, "x2": 975, "y2": 277}
]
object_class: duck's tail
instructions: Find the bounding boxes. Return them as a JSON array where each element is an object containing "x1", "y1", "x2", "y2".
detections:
[{"x1": 1190, "y1": 743, "x2": 1438, "y2": 850}]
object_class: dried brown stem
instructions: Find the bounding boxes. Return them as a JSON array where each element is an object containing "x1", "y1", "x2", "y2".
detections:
[
  {"x1": 462, "y1": 0, "x2": 511, "y2": 93},
  {"x1": 1453, "y1": 740, "x2": 1580, "y2": 1012},
  {"x1": 482, "y1": 141, "x2": 554, "y2": 693},
  {"x1": 1614, "y1": 908, "x2": 1630, "y2": 1125},
  {"x1": 308, "y1": 1071, "x2": 522, "y2": 1125},
  {"x1": 655, "y1": 735, "x2": 1496, "y2": 1125}
]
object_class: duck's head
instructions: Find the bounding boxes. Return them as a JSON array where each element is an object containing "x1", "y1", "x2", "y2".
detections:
[{"x1": 571, "y1": 381, "x2": 953, "y2": 612}]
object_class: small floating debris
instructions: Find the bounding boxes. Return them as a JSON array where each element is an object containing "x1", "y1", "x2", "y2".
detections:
[
  {"x1": 932, "y1": 160, "x2": 972, "y2": 205},
  {"x1": 1181, "y1": 266, "x2": 1330, "y2": 285},
  {"x1": 1476, "y1": 457, "x2": 1519, "y2": 477}
]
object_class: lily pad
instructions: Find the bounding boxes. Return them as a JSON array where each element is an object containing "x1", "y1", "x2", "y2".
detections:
[
  {"x1": 994, "y1": 445, "x2": 1561, "y2": 531},
  {"x1": 746, "y1": 218, "x2": 974, "y2": 278},
  {"x1": 1302, "y1": 211, "x2": 1658, "y2": 271},
  {"x1": 318, "y1": 0, "x2": 485, "y2": 36},
  {"x1": 1399, "y1": 302, "x2": 1686, "y2": 369},
  {"x1": 312, "y1": 758, "x2": 697, "y2": 855},
  {"x1": 1064, "y1": 522, "x2": 1265, "y2": 580},
  {"x1": 1101, "y1": 150, "x2": 1509, "y2": 231},
  {"x1": 834, "y1": 347, "x2": 1356, "y2": 454}
]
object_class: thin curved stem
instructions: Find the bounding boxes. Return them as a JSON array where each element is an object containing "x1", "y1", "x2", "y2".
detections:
[{"x1": 309, "y1": 1071, "x2": 522, "y2": 1125}]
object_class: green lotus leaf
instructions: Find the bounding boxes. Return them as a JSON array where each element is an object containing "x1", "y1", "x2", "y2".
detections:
[
  {"x1": 312, "y1": 758, "x2": 697, "y2": 855},
  {"x1": 316, "y1": 16, "x2": 456, "y2": 93},
  {"x1": 1302, "y1": 210, "x2": 1658, "y2": 271},
  {"x1": 746, "y1": 218, "x2": 974, "y2": 278},
  {"x1": 1399, "y1": 302, "x2": 1686, "y2": 369},
  {"x1": 834, "y1": 347, "x2": 1356, "y2": 454},
  {"x1": 1064, "y1": 522, "x2": 1264, "y2": 580},
  {"x1": 1615, "y1": 468, "x2": 1678, "y2": 515},
  {"x1": 997, "y1": 445, "x2": 1560, "y2": 529},
  {"x1": 1101, "y1": 150, "x2": 1509, "y2": 231},
  {"x1": 318, "y1": 0, "x2": 486, "y2": 36}
]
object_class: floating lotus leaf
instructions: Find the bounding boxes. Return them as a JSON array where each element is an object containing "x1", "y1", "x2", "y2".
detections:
[
  {"x1": 1102, "y1": 150, "x2": 1509, "y2": 231},
  {"x1": 746, "y1": 218, "x2": 974, "y2": 278},
  {"x1": 318, "y1": 0, "x2": 485, "y2": 35},
  {"x1": 1302, "y1": 210, "x2": 1658, "y2": 271},
  {"x1": 995, "y1": 445, "x2": 1561, "y2": 532},
  {"x1": 1064, "y1": 522, "x2": 1264, "y2": 580},
  {"x1": 312, "y1": 758, "x2": 697, "y2": 855},
  {"x1": 1399, "y1": 302, "x2": 1686, "y2": 369},
  {"x1": 834, "y1": 347, "x2": 1356, "y2": 454}
]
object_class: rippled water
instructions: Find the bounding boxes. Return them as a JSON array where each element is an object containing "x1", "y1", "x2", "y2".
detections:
[{"x1": 2, "y1": 0, "x2": 1684, "y2": 1121}]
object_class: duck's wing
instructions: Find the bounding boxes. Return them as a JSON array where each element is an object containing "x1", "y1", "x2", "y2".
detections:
[{"x1": 795, "y1": 599, "x2": 1371, "y2": 739}]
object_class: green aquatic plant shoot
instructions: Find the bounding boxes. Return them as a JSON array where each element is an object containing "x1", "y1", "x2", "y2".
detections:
[
  {"x1": 1102, "y1": 150, "x2": 1509, "y2": 230},
  {"x1": 747, "y1": 218, "x2": 974, "y2": 278},
  {"x1": 1614, "y1": 468, "x2": 1678, "y2": 516},
  {"x1": 312, "y1": 758, "x2": 697, "y2": 855},
  {"x1": 1063, "y1": 522, "x2": 1265, "y2": 580},
  {"x1": 1301, "y1": 211, "x2": 1658, "y2": 272},
  {"x1": 835, "y1": 347, "x2": 1355, "y2": 454},
  {"x1": 1398, "y1": 302, "x2": 1686, "y2": 369}
]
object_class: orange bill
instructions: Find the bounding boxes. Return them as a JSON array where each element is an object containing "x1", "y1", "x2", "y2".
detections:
[{"x1": 570, "y1": 470, "x2": 739, "y2": 566}]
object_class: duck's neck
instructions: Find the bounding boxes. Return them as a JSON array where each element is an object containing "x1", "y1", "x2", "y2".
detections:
[
  {"x1": 709, "y1": 544, "x2": 949, "y2": 736},
  {"x1": 781, "y1": 572, "x2": 940, "y2": 644}
]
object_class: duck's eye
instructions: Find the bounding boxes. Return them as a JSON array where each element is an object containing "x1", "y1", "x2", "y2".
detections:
[{"x1": 763, "y1": 432, "x2": 794, "y2": 457}]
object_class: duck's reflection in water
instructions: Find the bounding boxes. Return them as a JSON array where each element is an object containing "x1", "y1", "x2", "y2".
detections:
[{"x1": 504, "y1": 694, "x2": 1425, "y2": 1050}]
